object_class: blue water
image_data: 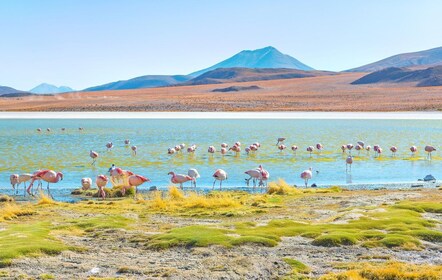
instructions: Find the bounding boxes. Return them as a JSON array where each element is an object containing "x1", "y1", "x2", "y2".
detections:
[{"x1": 0, "y1": 119, "x2": 441, "y2": 200}]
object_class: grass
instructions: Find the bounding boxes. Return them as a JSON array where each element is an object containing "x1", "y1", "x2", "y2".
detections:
[
  {"x1": 0, "y1": 203, "x2": 34, "y2": 221},
  {"x1": 0, "y1": 222, "x2": 70, "y2": 267},
  {"x1": 147, "y1": 201, "x2": 442, "y2": 249},
  {"x1": 321, "y1": 261, "x2": 442, "y2": 280},
  {"x1": 283, "y1": 258, "x2": 311, "y2": 276}
]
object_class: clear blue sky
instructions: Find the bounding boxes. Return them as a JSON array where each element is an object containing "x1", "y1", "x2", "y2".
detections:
[{"x1": 1, "y1": 0, "x2": 441, "y2": 90}]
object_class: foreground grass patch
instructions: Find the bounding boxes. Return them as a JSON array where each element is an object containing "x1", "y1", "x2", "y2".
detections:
[
  {"x1": 0, "y1": 222, "x2": 69, "y2": 267},
  {"x1": 321, "y1": 261, "x2": 442, "y2": 280},
  {"x1": 148, "y1": 201, "x2": 442, "y2": 249},
  {"x1": 283, "y1": 257, "x2": 311, "y2": 276},
  {"x1": 0, "y1": 203, "x2": 34, "y2": 221}
]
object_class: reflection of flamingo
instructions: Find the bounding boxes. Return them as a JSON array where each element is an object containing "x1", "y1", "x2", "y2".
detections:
[
  {"x1": 96, "y1": 175, "x2": 108, "y2": 199},
  {"x1": 300, "y1": 167, "x2": 313, "y2": 187},
  {"x1": 28, "y1": 170, "x2": 63, "y2": 198},
  {"x1": 123, "y1": 174, "x2": 150, "y2": 195},
  {"x1": 346, "y1": 156, "x2": 353, "y2": 172},
  {"x1": 168, "y1": 172, "x2": 194, "y2": 189},
  {"x1": 187, "y1": 168, "x2": 200, "y2": 188},
  {"x1": 425, "y1": 145, "x2": 436, "y2": 160},
  {"x1": 213, "y1": 169, "x2": 227, "y2": 190},
  {"x1": 90, "y1": 150, "x2": 99, "y2": 165},
  {"x1": 81, "y1": 178, "x2": 92, "y2": 190},
  {"x1": 410, "y1": 146, "x2": 417, "y2": 156}
]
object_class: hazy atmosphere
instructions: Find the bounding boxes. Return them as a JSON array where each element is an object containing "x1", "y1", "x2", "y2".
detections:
[{"x1": 1, "y1": 0, "x2": 441, "y2": 90}]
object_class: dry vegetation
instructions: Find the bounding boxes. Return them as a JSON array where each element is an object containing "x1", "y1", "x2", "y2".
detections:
[{"x1": 2, "y1": 73, "x2": 442, "y2": 111}]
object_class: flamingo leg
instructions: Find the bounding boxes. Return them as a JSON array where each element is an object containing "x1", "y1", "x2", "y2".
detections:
[
  {"x1": 219, "y1": 180, "x2": 222, "y2": 190},
  {"x1": 180, "y1": 183, "x2": 183, "y2": 190},
  {"x1": 305, "y1": 179, "x2": 308, "y2": 188},
  {"x1": 212, "y1": 180, "x2": 216, "y2": 190}
]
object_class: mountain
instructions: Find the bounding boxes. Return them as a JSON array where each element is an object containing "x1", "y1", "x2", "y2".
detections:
[
  {"x1": 30, "y1": 83, "x2": 74, "y2": 94},
  {"x1": 184, "y1": 67, "x2": 334, "y2": 86},
  {"x1": 189, "y1": 46, "x2": 314, "y2": 77},
  {"x1": 351, "y1": 65, "x2": 442, "y2": 87},
  {"x1": 347, "y1": 46, "x2": 442, "y2": 72},
  {"x1": 0, "y1": 85, "x2": 30, "y2": 97},
  {"x1": 84, "y1": 75, "x2": 191, "y2": 92}
]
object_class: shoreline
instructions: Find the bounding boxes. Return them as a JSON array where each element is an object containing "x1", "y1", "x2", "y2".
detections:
[{"x1": 1, "y1": 111, "x2": 442, "y2": 119}]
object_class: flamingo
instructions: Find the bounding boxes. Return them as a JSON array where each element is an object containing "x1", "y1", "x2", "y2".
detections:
[
  {"x1": 316, "y1": 143, "x2": 323, "y2": 154},
  {"x1": 220, "y1": 147, "x2": 227, "y2": 155},
  {"x1": 208, "y1": 146, "x2": 216, "y2": 155},
  {"x1": 357, "y1": 141, "x2": 365, "y2": 148},
  {"x1": 28, "y1": 170, "x2": 63, "y2": 198},
  {"x1": 221, "y1": 143, "x2": 229, "y2": 148},
  {"x1": 187, "y1": 168, "x2": 200, "y2": 188},
  {"x1": 245, "y1": 147, "x2": 251, "y2": 154},
  {"x1": 250, "y1": 144, "x2": 258, "y2": 152},
  {"x1": 179, "y1": 143, "x2": 186, "y2": 150},
  {"x1": 168, "y1": 171, "x2": 194, "y2": 189},
  {"x1": 96, "y1": 175, "x2": 108, "y2": 199},
  {"x1": 79, "y1": 127, "x2": 84, "y2": 131},
  {"x1": 278, "y1": 144, "x2": 287, "y2": 152},
  {"x1": 253, "y1": 142, "x2": 261, "y2": 148},
  {"x1": 61, "y1": 128, "x2": 66, "y2": 131},
  {"x1": 106, "y1": 142, "x2": 114, "y2": 151},
  {"x1": 355, "y1": 144, "x2": 362, "y2": 155},
  {"x1": 36, "y1": 128, "x2": 42, "y2": 132},
  {"x1": 168, "y1": 147, "x2": 176, "y2": 154},
  {"x1": 244, "y1": 168, "x2": 263, "y2": 188},
  {"x1": 10, "y1": 173, "x2": 38, "y2": 196},
  {"x1": 131, "y1": 145, "x2": 137, "y2": 155},
  {"x1": 291, "y1": 145, "x2": 298, "y2": 155},
  {"x1": 366, "y1": 145, "x2": 371, "y2": 154},
  {"x1": 229, "y1": 145, "x2": 241, "y2": 154},
  {"x1": 46, "y1": 128, "x2": 51, "y2": 132},
  {"x1": 410, "y1": 146, "x2": 417, "y2": 156},
  {"x1": 276, "y1": 137, "x2": 286, "y2": 145},
  {"x1": 257, "y1": 165, "x2": 270, "y2": 188},
  {"x1": 341, "y1": 145, "x2": 346, "y2": 153},
  {"x1": 174, "y1": 145, "x2": 181, "y2": 152},
  {"x1": 346, "y1": 144, "x2": 354, "y2": 154},
  {"x1": 300, "y1": 167, "x2": 313, "y2": 187},
  {"x1": 90, "y1": 150, "x2": 99, "y2": 165},
  {"x1": 187, "y1": 144, "x2": 197, "y2": 153},
  {"x1": 124, "y1": 139, "x2": 130, "y2": 145},
  {"x1": 81, "y1": 178, "x2": 92, "y2": 190},
  {"x1": 346, "y1": 156, "x2": 353, "y2": 172},
  {"x1": 213, "y1": 169, "x2": 227, "y2": 190},
  {"x1": 390, "y1": 146, "x2": 398, "y2": 157},
  {"x1": 373, "y1": 145, "x2": 380, "y2": 154},
  {"x1": 235, "y1": 142, "x2": 241, "y2": 147},
  {"x1": 306, "y1": 146, "x2": 314, "y2": 157},
  {"x1": 123, "y1": 174, "x2": 150, "y2": 196},
  {"x1": 425, "y1": 145, "x2": 436, "y2": 160},
  {"x1": 377, "y1": 147, "x2": 383, "y2": 158}
]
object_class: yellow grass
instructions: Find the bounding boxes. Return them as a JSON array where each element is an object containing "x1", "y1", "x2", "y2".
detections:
[
  {"x1": 0, "y1": 203, "x2": 34, "y2": 221},
  {"x1": 37, "y1": 191, "x2": 57, "y2": 205},
  {"x1": 267, "y1": 179, "x2": 302, "y2": 195}
]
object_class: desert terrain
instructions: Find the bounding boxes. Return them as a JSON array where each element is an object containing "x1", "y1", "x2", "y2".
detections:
[{"x1": 2, "y1": 73, "x2": 442, "y2": 111}]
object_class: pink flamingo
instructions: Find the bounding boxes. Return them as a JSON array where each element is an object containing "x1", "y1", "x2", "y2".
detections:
[
  {"x1": 410, "y1": 146, "x2": 417, "y2": 156},
  {"x1": 300, "y1": 167, "x2": 313, "y2": 187},
  {"x1": 187, "y1": 168, "x2": 200, "y2": 188},
  {"x1": 123, "y1": 174, "x2": 150, "y2": 196},
  {"x1": 179, "y1": 143, "x2": 186, "y2": 150},
  {"x1": 28, "y1": 170, "x2": 63, "y2": 198},
  {"x1": 229, "y1": 145, "x2": 241, "y2": 154},
  {"x1": 37, "y1": 128, "x2": 42, "y2": 132},
  {"x1": 357, "y1": 141, "x2": 365, "y2": 148},
  {"x1": 220, "y1": 147, "x2": 227, "y2": 155},
  {"x1": 257, "y1": 165, "x2": 270, "y2": 188},
  {"x1": 366, "y1": 145, "x2": 371, "y2": 154},
  {"x1": 221, "y1": 143, "x2": 229, "y2": 148},
  {"x1": 131, "y1": 145, "x2": 137, "y2": 155},
  {"x1": 81, "y1": 177, "x2": 92, "y2": 190},
  {"x1": 306, "y1": 146, "x2": 314, "y2": 157},
  {"x1": 250, "y1": 144, "x2": 258, "y2": 151},
  {"x1": 168, "y1": 147, "x2": 176, "y2": 154},
  {"x1": 316, "y1": 143, "x2": 323, "y2": 154},
  {"x1": 390, "y1": 146, "x2": 398, "y2": 157},
  {"x1": 124, "y1": 139, "x2": 130, "y2": 145},
  {"x1": 346, "y1": 144, "x2": 354, "y2": 154},
  {"x1": 106, "y1": 142, "x2": 114, "y2": 151},
  {"x1": 253, "y1": 142, "x2": 261, "y2": 148},
  {"x1": 235, "y1": 142, "x2": 241, "y2": 147},
  {"x1": 187, "y1": 144, "x2": 197, "y2": 153},
  {"x1": 90, "y1": 150, "x2": 99, "y2": 165},
  {"x1": 96, "y1": 175, "x2": 108, "y2": 199},
  {"x1": 174, "y1": 145, "x2": 181, "y2": 152},
  {"x1": 213, "y1": 169, "x2": 227, "y2": 190},
  {"x1": 10, "y1": 173, "x2": 38, "y2": 196},
  {"x1": 377, "y1": 147, "x2": 383, "y2": 158},
  {"x1": 245, "y1": 168, "x2": 263, "y2": 188},
  {"x1": 341, "y1": 145, "x2": 346, "y2": 153},
  {"x1": 46, "y1": 128, "x2": 51, "y2": 132},
  {"x1": 278, "y1": 144, "x2": 287, "y2": 152},
  {"x1": 245, "y1": 147, "x2": 251, "y2": 154},
  {"x1": 168, "y1": 171, "x2": 194, "y2": 189},
  {"x1": 425, "y1": 145, "x2": 436, "y2": 160},
  {"x1": 208, "y1": 146, "x2": 216, "y2": 155},
  {"x1": 346, "y1": 156, "x2": 353, "y2": 172},
  {"x1": 355, "y1": 144, "x2": 362, "y2": 155},
  {"x1": 276, "y1": 137, "x2": 286, "y2": 145},
  {"x1": 291, "y1": 145, "x2": 298, "y2": 155}
]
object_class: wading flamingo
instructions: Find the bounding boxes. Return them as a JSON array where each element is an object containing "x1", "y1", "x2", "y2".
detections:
[
  {"x1": 81, "y1": 177, "x2": 92, "y2": 190},
  {"x1": 341, "y1": 145, "x2": 346, "y2": 153},
  {"x1": 300, "y1": 167, "x2": 313, "y2": 187},
  {"x1": 257, "y1": 165, "x2": 270, "y2": 188},
  {"x1": 187, "y1": 144, "x2": 197, "y2": 153},
  {"x1": 410, "y1": 146, "x2": 417, "y2": 156},
  {"x1": 10, "y1": 173, "x2": 37, "y2": 196},
  {"x1": 390, "y1": 146, "x2": 398, "y2": 157},
  {"x1": 187, "y1": 168, "x2": 200, "y2": 188},
  {"x1": 346, "y1": 144, "x2": 354, "y2": 154},
  {"x1": 346, "y1": 156, "x2": 353, "y2": 172},
  {"x1": 106, "y1": 142, "x2": 114, "y2": 151},
  {"x1": 235, "y1": 142, "x2": 241, "y2": 147},
  {"x1": 253, "y1": 142, "x2": 261, "y2": 148},
  {"x1": 276, "y1": 137, "x2": 286, "y2": 145},
  {"x1": 46, "y1": 128, "x2": 51, "y2": 132},
  {"x1": 425, "y1": 145, "x2": 436, "y2": 160},
  {"x1": 316, "y1": 143, "x2": 323, "y2": 154},
  {"x1": 355, "y1": 145, "x2": 362, "y2": 155},
  {"x1": 37, "y1": 128, "x2": 42, "y2": 132},
  {"x1": 245, "y1": 147, "x2": 251, "y2": 154},
  {"x1": 366, "y1": 145, "x2": 371, "y2": 154},
  {"x1": 229, "y1": 145, "x2": 241, "y2": 154},
  {"x1": 244, "y1": 168, "x2": 263, "y2": 188},
  {"x1": 250, "y1": 144, "x2": 258, "y2": 152},
  {"x1": 90, "y1": 150, "x2": 99, "y2": 165},
  {"x1": 357, "y1": 141, "x2": 365, "y2": 148},
  {"x1": 291, "y1": 145, "x2": 298, "y2": 155},
  {"x1": 208, "y1": 146, "x2": 216, "y2": 155},
  {"x1": 96, "y1": 175, "x2": 108, "y2": 200},
  {"x1": 168, "y1": 147, "x2": 176, "y2": 154},
  {"x1": 131, "y1": 145, "x2": 137, "y2": 155},
  {"x1": 220, "y1": 147, "x2": 227, "y2": 155},
  {"x1": 28, "y1": 170, "x2": 63, "y2": 198},
  {"x1": 168, "y1": 172, "x2": 194, "y2": 189},
  {"x1": 377, "y1": 147, "x2": 383, "y2": 158},
  {"x1": 123, "y1": 174, "x2": 150, "y2": 196},
  {"x1": 278, "y1": 144, "x2": 286, "y2": 152},
  {"x1": 179, "y1": 143, "x2": 186, "y2": 150},
  {"x1": 221, "y1": 143, "x2": 228, "y2": 148},
  {"x1": 124, "y1": 139, "x2": 130, "y2": 145},
  {"x1": 174, "y1": 145, "x2": 181, "y2": 152},
  {"x1": 213, "y1": 169, "x2": 227, "y2": 190},
  {"x1": 306, "y1": 146, "x2": 314, "y2": 157}
]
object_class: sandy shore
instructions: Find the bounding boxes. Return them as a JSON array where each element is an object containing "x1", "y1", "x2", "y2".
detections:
[{"x1": 0, "y1": 186, "x2": 441, "y2": 279}]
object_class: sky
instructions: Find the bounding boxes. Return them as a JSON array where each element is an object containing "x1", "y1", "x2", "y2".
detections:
[{"x1": 1, "y1": 0, "x2": 441, "y2": 90}]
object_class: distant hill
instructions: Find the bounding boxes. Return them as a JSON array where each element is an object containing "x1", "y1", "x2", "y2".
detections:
[
  {"x1": 0, "y1": 85, "x2": 28, "y2": 96},
  {"x1": 30, "y1": 83, "x2": 74, "y2": 94},
  {"x1": 347, "y1": 46, "x2": 442, "y2": 72},
  {"x1": 351, "y1": 65, "x2": 442, "y2": 87},
  {"x1": 189, "y1": 46, "x2": 314, "y2": 77},
  {"x1": 184, "y1": 67, "x2": 334, "y2": 86},
  {"x1": 84, "y1": 75, "x2": 191, "y2": 91},
  {"x1": 212, "y1": 85, "x2": 261, "y2": 92}
]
